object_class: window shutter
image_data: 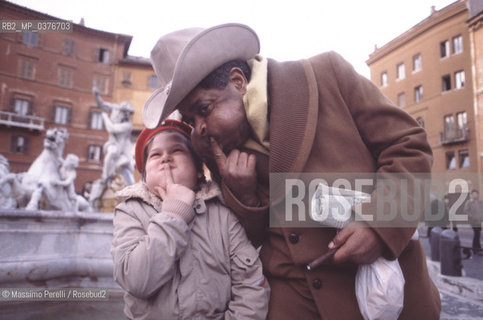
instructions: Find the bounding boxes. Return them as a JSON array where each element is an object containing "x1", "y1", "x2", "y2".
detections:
[
  {"x1": 51, "y1": 106, "x2": 56, "y2": 123},
  {"x1": 9, "y1": 97, "x2": 15, "y2": 112},
  {"x1": 23, "y1": 137, "x2": 29, "y2": 154},
  {"x1": 93, "y1": 48, "x2": 100, "y2": 62},
  {"x1": 36, "y1": 33, "x2": 42, "y2": 48},
  {"x1": 67, "y1": 107, "x2": 72, "y2": 125},
  {"x1": 70, "y1": 41, "x2": 76, "y2": 57},
  {"x1": 10, "y1": 135, "x2": 16, "y2": 152},
  {"x1": 29, "y1": 100, "x2": 34, "y2": 115},
  {"x1": 88, "y1": 111, "x2": 93, "y2": 129}
]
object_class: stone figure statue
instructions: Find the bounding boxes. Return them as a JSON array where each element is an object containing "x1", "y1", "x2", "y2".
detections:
[
  {"x1": 52, "y1": 153, "x2": 91, "y2": 212},
  {"x1": 89, "y1": 87, "x2": 135, "y2": 210},
  {"x1": 12, "y1": 128, "x2": 91, "y2": 212},
  {"x1": 92, "y1": 86, "x2": 135, "y2": 184},
  {"x1": 0, "y1": 155, "x2": 23, "y2": 209}
]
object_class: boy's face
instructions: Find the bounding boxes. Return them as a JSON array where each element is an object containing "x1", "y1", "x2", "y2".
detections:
[{"x1": 145, "y1": 131, "x2": 198, "y2": 194}]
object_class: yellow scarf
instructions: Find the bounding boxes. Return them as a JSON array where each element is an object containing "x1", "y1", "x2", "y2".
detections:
[{"x1": 243, "y1": 55, "x2": 270, "y2": 156}]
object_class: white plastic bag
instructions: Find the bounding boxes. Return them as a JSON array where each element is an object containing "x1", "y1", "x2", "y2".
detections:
[{"x1": 355, "y1": 257, "x2": 405, "y2": 320}]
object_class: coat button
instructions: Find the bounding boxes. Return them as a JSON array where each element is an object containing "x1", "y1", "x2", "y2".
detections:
[
  {"x1": 312, "y1": 279, "x2": 322, "y2": 289},
  {"x1": 288, "y1": 233, "x2": 299, "y2": 244}
]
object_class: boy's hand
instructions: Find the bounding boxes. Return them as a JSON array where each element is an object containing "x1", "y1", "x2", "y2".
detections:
[
  {"x1": 156, "y1": 164, "x2": 195, "y2": 206},
  {"x1": 211, "y1": 138, "x2": 259, "y2": 207}
]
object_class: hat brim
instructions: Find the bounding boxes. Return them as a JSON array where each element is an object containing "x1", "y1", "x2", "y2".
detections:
[
  {"x1": 143, "y1": 23, "x2": 260, "y2": 129},
  {"x1": 143, "y1": 87, "x2": 168, "y2": 129}
]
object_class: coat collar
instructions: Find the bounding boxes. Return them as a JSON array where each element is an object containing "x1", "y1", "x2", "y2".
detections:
[
  {"x1": 116, "y1": 181, "x2": 225, "y2": 213},
  {"x1": 267, "y1": 58, "x2": 319, "y2": 174}
]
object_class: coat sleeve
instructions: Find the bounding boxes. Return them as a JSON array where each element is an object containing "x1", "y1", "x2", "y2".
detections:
[
  {"x1": 325, "y1": 51, "x2": 433, "y2": 259},
  {"x1": 111, "y1": 198, "x2": 194, "y2": 299},
  {"x1": 224, "y1": 210, "x2": 270, "y2": 320},
  {"x1": 221, "y1": 181, "x2": 269, "y2": 248}
]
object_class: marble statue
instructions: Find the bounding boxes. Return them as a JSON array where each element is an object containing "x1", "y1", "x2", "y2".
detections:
[
  {"x1": 89, "y1": 87, "x2": 135, "y2": 210},
  {"x1": 0, "y1": 155, "x2": 23, "y2": 209},
  {"x1": 52, "y1": 153, "x2": 91, "y2": 212},
  {"x1": 12, "y1": 128, "x2": 91, "y2": 212},
  {"x1": 93, "y1": 86, "x2": 135, "y2": 184}
]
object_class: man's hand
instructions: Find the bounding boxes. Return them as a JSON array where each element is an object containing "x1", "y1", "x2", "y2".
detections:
[
  {"x1": 156, "y1": 164, "x2": 195, "y2": 206},
  {"x1": 329, "y1": 222, "x2": 383, "y2": 264},
  {"x1": 211, "y1": 138, "x2": 259, "y2": 207}
]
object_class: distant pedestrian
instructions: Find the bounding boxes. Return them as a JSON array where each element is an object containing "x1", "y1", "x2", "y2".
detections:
[{"x1": 464, "y1": 189, "x2": 483, "y2": 255}]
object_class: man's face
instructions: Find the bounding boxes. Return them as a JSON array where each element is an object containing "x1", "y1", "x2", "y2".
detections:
[
  {"x1": 472, "y1": 191, "x2": 479, "y2": 200},
  {"x1": 178, "y1": 76, "x2": 251, "y2": 161}
]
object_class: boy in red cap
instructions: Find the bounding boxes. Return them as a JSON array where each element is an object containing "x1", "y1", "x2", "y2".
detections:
[{"x1": 111, "y1": 119, "x2": 269, "y2": 320}]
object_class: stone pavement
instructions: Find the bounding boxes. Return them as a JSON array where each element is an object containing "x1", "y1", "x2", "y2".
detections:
[
  {"x1": 419, "y1": 224, "x2": 483, "y2": 319},
  {"x1": 440, "y1": 291, "x2": 483, "y2": 320}
]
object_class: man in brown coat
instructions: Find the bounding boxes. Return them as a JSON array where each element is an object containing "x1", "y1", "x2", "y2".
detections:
[{"x1": 143, "y1": 23, "x2": 441, "y2": 319}]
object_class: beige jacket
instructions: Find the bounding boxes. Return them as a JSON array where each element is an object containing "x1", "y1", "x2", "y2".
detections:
[{"x1": 111, "y1": 181, "x2": 269, "y2": 320}]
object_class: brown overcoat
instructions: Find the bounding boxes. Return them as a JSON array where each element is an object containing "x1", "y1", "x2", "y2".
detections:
[{"x1": 221, "y1": 51, "x2": 441, "y2": 319}]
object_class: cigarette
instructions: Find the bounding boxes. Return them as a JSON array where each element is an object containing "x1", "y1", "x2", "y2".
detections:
[{"x1": 306, "y1": 248, "x2": 337, "y2": 271}]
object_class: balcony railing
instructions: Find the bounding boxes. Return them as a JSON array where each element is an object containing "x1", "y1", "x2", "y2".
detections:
[
  {"x1": 440, "y1": 127, "x2": 469, "y2": 145},
  {"x1": 0, "y1": 111, "x2": 45, "y2": 131}
]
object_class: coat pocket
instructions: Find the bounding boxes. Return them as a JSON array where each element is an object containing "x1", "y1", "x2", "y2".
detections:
[{"x1": 231, "y1": 246, "x2": 261, "y2": 283}]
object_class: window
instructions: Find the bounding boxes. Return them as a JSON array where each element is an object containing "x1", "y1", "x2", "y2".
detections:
[
  {"x1": 97, "y1": 48, "x2": 109, "y2": 64},
  {"x1": 444, "y1": 114, "x2": 455, "y2": 132},
  {"x1": 452, "y1": 35, "x2": 463, "y2": 55},
  {"x1": 13, "y1": 98, "x2": 30, "y2": 115},
  {"x1": 23, "y1": 31, "x2": 37, "y2": 46},
  {"x1": 53, "y1": 105, "x2": 71, "y2": 125},
  {"x1": 88, "y1": 145, "x2": 102, "y2": 162},
  {"x1": 94, "y1": 76, "x2": 108, "y2": 94},
  {"x1": 442, "y1": 75, "x2": 451, "y2": 92},
  {"x1": 58, "y1": 67, "x2": 73, "y2": 88},
  {"x1": 413, "y1": 54, "x2": 422, "y2": 72},
  {"x1": 148, "y1": 75, "x2": 159, "y2": 89},
  {"x1": 414, "y1": 85, "x2": 423, "y2": 103},
  {"x1": 10, "y1": 135, "x2": 28, "y2": 153},
  {"x1": 459, "y1": 150, "x2": 470, "y2": 169},
  {"x1": 397, "y1": 92, "x2": 406, "y2": 107},
  {"x1": 416, "y1": 117, "x2": 425, "y2": 128},
  {"x1": 18, "y1": 58, "x2": 35, "y2": 79},
  {"x1": 455, "y1": 71, "x2": 465, "y2": 89},
  {"x1": 62, "y1": 39, "x2": 75, "y2": 56},
  {"x1": 380, "y1": 72, "x2": 387, "y2": 87},
  {"x1": 456, "y1": 112, "x2": 467, "y2": 129},
  {"x1": 121, "y1": 71, "x2": 132, "y2": 87},
  {"x1": 440, "y1": 40, "x2": 450, "y2": 58},
  {"x1": 396, "y1": 63, "x2": 405, "y2": 80},
  {"x1": 446, "y1": 151, "x2": 456, "y2": 170},
  {"x1": 90, "y1": 111, "x2": 103, "y2": 130}
]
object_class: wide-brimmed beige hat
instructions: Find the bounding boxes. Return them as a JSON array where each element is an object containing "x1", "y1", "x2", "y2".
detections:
[{"x1": 142, "y1": 23, "x2": 260, "y2": 129}]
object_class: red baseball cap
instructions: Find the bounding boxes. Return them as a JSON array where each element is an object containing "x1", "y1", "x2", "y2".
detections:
[{"x1": 135, "y1": 119, "x2": 192, "y2": 173}]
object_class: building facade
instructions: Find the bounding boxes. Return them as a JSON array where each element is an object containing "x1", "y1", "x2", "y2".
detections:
[
  {"x1": 367, "y1": 0, "x2": 483, "y2": 192},
  {"x1": 113, "y1": 56, "x2": 159, "y2": 133},
  {"x1": 0, "y1": 0, "x2": 142, "y2": 192}
]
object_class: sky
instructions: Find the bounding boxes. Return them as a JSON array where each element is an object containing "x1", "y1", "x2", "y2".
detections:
[{"x1": 8, "y1": 0, "x2": 458, "y2": 78}]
